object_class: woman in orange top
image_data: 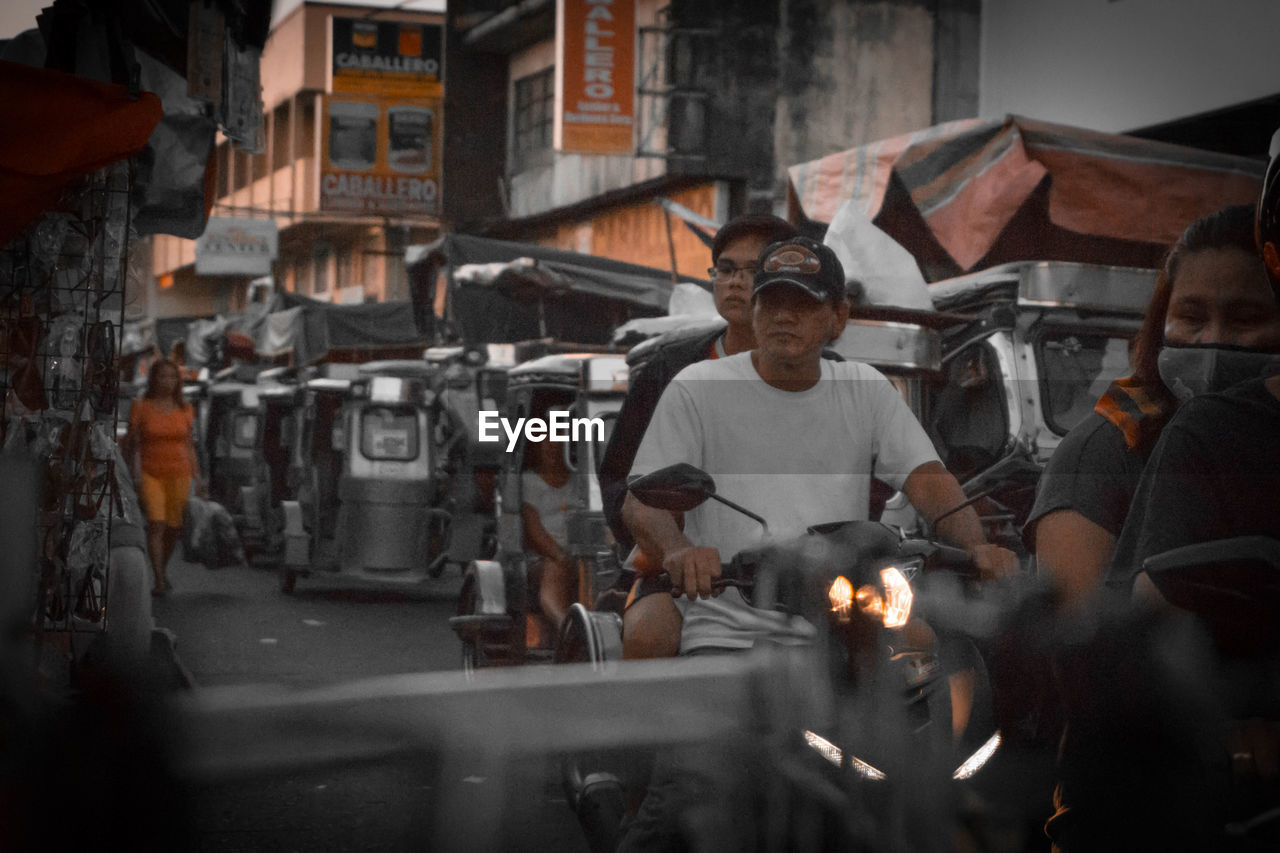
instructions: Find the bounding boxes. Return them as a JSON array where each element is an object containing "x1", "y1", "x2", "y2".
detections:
[{"x1": 122, "y1": 358, "x2": 204, "y2": 596}]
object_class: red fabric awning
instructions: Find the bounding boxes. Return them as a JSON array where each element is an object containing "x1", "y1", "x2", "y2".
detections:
[
  {"x1": 787, "y1": 115, "x2": 1265, "y2": 280},
  {"x1": 0, "y1": 59, "x2": 162, "y2": 246}
]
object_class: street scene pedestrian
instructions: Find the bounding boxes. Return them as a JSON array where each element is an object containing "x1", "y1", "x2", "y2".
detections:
[{"x1": 1, "y1": 1, "x2": 1278, "y2": 851}]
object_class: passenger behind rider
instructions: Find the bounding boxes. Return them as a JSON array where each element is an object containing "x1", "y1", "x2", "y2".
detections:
[
  {"x1": 522, "y1": 426, "x2": 578, "y2": 631},
  {"x1": 1026, "y1": 204, "x2": 1276, "y2": 612},
  {"x1": 622, "y1": 237, "x2": 1018, "y2": 657},
  {"x1": 597, "y1": 214, "x2": 799, "y2": 657}
]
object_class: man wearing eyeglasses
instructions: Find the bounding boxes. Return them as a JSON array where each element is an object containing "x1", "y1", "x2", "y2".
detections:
[{"x1": 598, "y1": 214, "x2": 799, "y2": 657}]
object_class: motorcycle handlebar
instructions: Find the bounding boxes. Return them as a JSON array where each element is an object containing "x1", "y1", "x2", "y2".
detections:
[
  {"x1": 641, "y1": 559, "x2": 754, "y2": 598},
  {"x1": 929, "y1": 543, "x2": 976, "y2": 574}
]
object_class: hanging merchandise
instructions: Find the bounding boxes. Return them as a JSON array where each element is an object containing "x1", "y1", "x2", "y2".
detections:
[{"x1": 0, "y1": 159, "x2": 142, "y2": 667}]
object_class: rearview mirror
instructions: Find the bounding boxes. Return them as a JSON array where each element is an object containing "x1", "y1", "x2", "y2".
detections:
[{"x1": 627, "y1": 463, "x2": 717, "y2": 512}]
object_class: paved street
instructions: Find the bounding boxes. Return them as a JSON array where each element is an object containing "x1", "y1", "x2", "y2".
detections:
[
  {"x1": 152, "y1": 555, "x2": 590, "y2": 852},
  {"x1": 152, "y1": 554, "x2": 465, "y2": 688}
]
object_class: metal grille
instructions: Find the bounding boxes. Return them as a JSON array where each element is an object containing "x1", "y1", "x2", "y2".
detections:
[{"x1": 0, "y1": 161, "x2": 136, "y2": 659}]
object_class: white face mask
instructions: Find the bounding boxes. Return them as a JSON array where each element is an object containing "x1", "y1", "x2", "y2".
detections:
[{"x1": 1157, "y1": 344, "x2": 1280, "y2": 403}]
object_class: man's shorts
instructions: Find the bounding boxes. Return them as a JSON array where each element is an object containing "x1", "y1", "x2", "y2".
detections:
[{"x1": 139, "y1": 472, "x2": 191, "y2": 528}]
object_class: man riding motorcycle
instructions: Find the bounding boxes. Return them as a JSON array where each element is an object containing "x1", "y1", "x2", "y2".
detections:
[{"x1": 616, "y1": 237, "x2": 1017, "y2": 850}]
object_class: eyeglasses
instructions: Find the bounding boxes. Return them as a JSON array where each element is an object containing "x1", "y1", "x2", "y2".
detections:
[{"x1": 708, "y1": 262, "x2": 757, "y2": 282}]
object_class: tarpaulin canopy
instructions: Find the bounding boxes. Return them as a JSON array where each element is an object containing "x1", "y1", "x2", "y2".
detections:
[
  {"x1": 266, "y1": 292, "x2": 429, "y2": 364},
  {"x1": 0, "y1": 59, "x2": 162, "y2": 246},
  {"x1": 787, "y1": 115, "x2": 1265, "y2": 282},
  {"x1": 406, "y1": 233, "x2": 681, "y2": 346}
]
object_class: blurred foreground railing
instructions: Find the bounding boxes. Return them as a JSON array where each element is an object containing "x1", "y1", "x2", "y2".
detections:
[{"x1": 169, "y1": 650, "x2": 833, "y2": 851}]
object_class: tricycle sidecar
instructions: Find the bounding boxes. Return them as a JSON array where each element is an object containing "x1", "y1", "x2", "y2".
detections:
[
  {"x1": 202, "y1": 380, "x2": 269, "y2": 553},
  {"x1": 451, "y1": 353, "x2": 628, "y2": 671}
]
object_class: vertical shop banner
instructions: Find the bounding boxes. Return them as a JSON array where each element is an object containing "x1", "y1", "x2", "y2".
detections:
[
  {"x1": 321, "y1": 95, "x2": 442, "y2": 216},
  {"x1": 556, "y1": 0, "x2": 635, "y2": 154},
  {"x1": 332, "y1": 17, "x2": 444, "y2": 98}
]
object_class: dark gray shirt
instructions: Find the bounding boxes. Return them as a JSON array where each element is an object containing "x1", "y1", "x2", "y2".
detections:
[
  {"x1": 1108, "y1": 379, "x2": 1280, "y2": 590},
  {"x1": 1023, "y1": 412, "x2": 1149, "y2": 551}
]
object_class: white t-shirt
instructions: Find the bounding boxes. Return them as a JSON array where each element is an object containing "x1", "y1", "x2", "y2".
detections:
[
  {"x1": 522, "y1": 470, "x2": 574, "y2": 546},
  {"x1": 629, "y1": 352, "x2": 940, "y2": 652}
]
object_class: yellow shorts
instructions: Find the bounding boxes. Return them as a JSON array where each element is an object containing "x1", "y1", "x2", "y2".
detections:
[{"x1": 139, "y1": 472, "x2": 192, "y2": 528}]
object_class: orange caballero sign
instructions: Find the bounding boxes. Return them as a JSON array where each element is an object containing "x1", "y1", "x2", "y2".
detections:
[
  {"x1": 556, "y1": 0, "x2": 635, "y2": 155},
  {"x1": 320, "y1": 94, "x2": 441, "y2": 216}
]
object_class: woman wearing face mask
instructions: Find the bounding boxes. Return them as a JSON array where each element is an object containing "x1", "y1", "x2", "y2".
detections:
[
  {"x1": 1042, "y1": 148, "x2": 1280, "y2": 853},
  {"x1": 1025, "y1": 204, "x2": 1280, "y2": 612},
  {"x1": 1107, "y1": 154, "x2": 1280, "y2": 590}
]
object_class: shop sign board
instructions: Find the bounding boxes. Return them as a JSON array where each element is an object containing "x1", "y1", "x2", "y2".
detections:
[
  {"x1": 195, "y1": 217, "x2": 278, "y2": 275},
  {"x1": 331, "y1": 17, "x2": 444, "y2": 99},
  {"x1": 320, "y1": 95, "x2": 442, "y2": 216},
  {"x1": 555, "y1": 0, "x2": 635, "y2": 154}
]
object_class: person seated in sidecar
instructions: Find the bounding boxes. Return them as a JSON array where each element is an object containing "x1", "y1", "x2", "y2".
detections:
[
  {"x1": 621, "y1": 237, "x2": 1018, "y2": 659},
  {"x1": 522, "y1": 426, "x2": 579, "y2": 631}
]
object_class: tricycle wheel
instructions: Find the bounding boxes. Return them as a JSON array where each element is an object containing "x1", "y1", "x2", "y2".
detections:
[
  {"x1": 461, "y1": 636, "x2": 481, "y2": 675},
  {"x1": 556, "y1": 603, "x2": 622, "y2": 667},
  {"x1": 456, "y1": 569, "x2": 519, "y2": 673},
  {"x1": 280, "y1": 568, "x2": 298, "y2": 595}
]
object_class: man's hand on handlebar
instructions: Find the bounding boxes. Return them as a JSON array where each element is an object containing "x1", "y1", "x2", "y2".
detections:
[
  {"x1": 663, "y1": 545, "x2": 723, "y2": 600},
  {"x1": 969, "y1": 543, "x2": 1019, "y2": 581}
]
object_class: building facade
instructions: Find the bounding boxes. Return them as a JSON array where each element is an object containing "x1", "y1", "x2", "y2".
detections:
[
  {"x1": 147, "y1": 0, "x2": 446, "y2": 319},
  {"x1": 443, "y1": 0, "x2": 981, "y2": 279}
]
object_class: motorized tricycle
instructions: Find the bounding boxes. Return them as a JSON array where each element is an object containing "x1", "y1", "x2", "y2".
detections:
[
  {"x1": 449, "y1": 353, "x2": 629, "y2": 671},
  {"x1": 200, "y1": 378, "x2": 270, "y2": 555},
  {"x1": 924, "y1": 260, "x2": 1155, "y2": 551},
  {"x1": 421, "y1": 345, "x2": 511, "y2": 568},
  {"x1": 277, "y1": 362, "x2": 453, "y2": 593},
  {"x1": 250, "y1": 378, "x2": 304, "y2": 563}
]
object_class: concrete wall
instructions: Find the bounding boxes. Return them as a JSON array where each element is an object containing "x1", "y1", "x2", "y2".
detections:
[
  {"x1": 773, "y1": 0, "x2": 937, "y2": 196},
  {"x1": 980, "y1": 0, "x2": 1280, "y2": 132},
  {"x1": 674, "y1": 0, "x2": 965, "y2": 212}
]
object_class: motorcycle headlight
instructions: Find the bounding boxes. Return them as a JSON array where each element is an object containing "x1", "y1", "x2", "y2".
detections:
[
  {"x1": 879, "y1": 566, "x2": 912, "y2": 629},
  {"x1": 828, "y1": 575, "x2": 855, "y2": 621},
  {"x1": 832, "y1": 567, "x2": 913, "y2": 629}
]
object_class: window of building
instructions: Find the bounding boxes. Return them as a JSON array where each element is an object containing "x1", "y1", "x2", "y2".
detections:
[
  {"x1": 299, "y1": 96, "x2": 317, "y2": 159},
  {"x1": 233, "y1": 147, "x2": 252, "y2": 191},
  {"x1": 313, "y1": 242, "x2": 332, "y2": 294},
  {"x1": 337, "y1": 245, "x2": 355, "y2": 287},
  {"x1": 215, "y1": 142, "x2": 230, "y2": 199},
  {"x1": 512, "y1": 67, "x2": 554, "y2": 172},
  {"x1": 272, "y1": 101, "x2": 292, "y2": 171}
]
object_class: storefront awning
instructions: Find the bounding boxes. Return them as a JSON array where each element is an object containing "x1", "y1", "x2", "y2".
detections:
[{"x1": 406, "y1": 233, "x2": 680, "y2": 345}]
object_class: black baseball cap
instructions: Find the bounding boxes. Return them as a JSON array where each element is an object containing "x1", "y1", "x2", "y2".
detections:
[{"x1": 753, "y1": 237, "x2": 846, "y2": 302}]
